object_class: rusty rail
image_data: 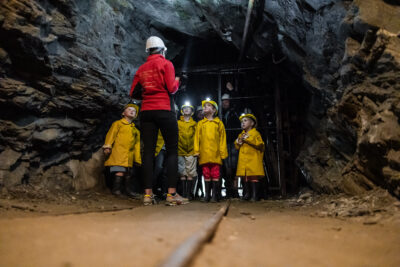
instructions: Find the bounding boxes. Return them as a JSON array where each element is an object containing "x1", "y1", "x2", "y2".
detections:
[{"x1": 158, "y1": 201, "x2": 230, "y2": 267}]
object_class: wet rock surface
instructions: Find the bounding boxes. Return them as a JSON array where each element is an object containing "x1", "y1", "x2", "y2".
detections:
[{"x1": 0, "y1": 0, "x2": 399, "y2": 198}]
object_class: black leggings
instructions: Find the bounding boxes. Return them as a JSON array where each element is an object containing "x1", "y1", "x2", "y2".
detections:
[{"x1": 140, "y1": 110, "x2": 178, "y2": 190}]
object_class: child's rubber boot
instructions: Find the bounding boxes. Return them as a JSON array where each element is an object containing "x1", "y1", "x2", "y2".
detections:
[
  {"x1": 112, "y1": 175, "x2": 123, "y2": 196},
  {"x1": 250, "y1": 182, "x2": 259, "y2": 202},
  {"x1": 124, "y1": 176, "x2": 140, "y2": 199},
  {"x1": 242, "y1": 182, "x2": 250, "y2": 201},
  {"x1": 202, "y1": 181, "x2": 211, "y2": 202},
  {"x1": 187, "y1": 180, "x2": 193, "y2": 200},
  {"x1": 211, "y1": 181, "x2": 219, "y2": 203},
  {"x1": 181, "y1": 179, "x2": 187, "y2": 198}
]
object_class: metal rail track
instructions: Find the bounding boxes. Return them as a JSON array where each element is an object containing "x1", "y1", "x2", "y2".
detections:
[{"x1": 158, "y1": 201, "x2": 231, "y2": 267}]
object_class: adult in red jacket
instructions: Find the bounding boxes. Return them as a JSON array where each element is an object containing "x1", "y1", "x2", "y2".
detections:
[{"x1": 130, "y1": 36, "x2": 188, "y2": 206}]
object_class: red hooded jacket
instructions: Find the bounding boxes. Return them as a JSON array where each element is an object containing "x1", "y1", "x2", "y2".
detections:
[{"x1": 130, "y1": 54, "x2": 179, "y2": 111}]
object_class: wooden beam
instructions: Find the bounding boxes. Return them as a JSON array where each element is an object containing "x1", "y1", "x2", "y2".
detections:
[
  {"x1": 274, "y1": 72, "x2": 286, "y2": 196},
  {"x1": 176, "y1": 63, "x2": 266, "y2": 75}
]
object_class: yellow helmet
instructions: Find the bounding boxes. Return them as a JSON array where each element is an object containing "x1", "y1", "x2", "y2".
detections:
[
  {"x1": 239, "y1": 113, "x2": 257, "y2": 126},
  {"x1": 201, "y1": 99, "x2": 218, "y2": 115},
  {"x1": 180, "y1": 102, "x2": 194, "y2": 115},
  {"x1": 123, "y1": 103, "x2": 139, "y2": 119}
]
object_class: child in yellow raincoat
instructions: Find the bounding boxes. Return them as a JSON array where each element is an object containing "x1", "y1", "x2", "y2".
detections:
[
  {"x1": 103, "y1": 104, "x2": 141, "y2": 196},
  {"x1": 178, "y1": 102, "x2": 197, "y2": 200},
  {"x1": 194, "y1": 99, "x2": 228, "y2": 202},
  {"x1": 235, "y1": 113, "x2": 265, "y2": 201}
]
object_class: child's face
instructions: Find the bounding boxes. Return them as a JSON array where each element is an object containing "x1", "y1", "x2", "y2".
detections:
[
  {"x1": 123, "y1": 107, "x2": 137, "y2": 119},
  {"x1": 182, "y1": 107, "x2": 192, "y2": 115},
  {"x1": 203, "y1": 103, "x2": 216, "y2": 116},
  {"x1": 241, "y1": 117, "x2": 254, "y2": 130}
]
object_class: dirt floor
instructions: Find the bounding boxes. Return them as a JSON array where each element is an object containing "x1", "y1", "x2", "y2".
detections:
[
  {"x1": 193, "y1": 202, "x2": 400, "y2": 267},
  {"x1": 0, "y1": 188, "x2": 399, "y2": 267}
]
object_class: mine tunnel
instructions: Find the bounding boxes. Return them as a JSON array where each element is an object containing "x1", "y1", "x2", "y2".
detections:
[
  {"x1": 0, "y1": 0, "x2": 399, "y2": 266},
  {"x1": 171, "y1": 36, "x2": 311, "y2": 196}
]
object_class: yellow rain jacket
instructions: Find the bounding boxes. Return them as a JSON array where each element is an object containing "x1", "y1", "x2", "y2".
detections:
[
  {"x1": 178, "y1": 116, "x2": 197, "y2": 156},
  {"x1": 155, "y1": 130, "x2": 164, "y2": 156},
  {"x1": 194, "y1": 117, "x2": 228, "y2": 165},
  {"x1": 235, "y1": 128, "x2": 265, "y2": 177},
  {"x1": 104, "y1": 118, "x2": 141, "y2": 167}
]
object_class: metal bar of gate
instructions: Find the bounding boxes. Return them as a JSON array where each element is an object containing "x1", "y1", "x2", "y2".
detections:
[
  {"x1": 274, "y1": 73, "x2": 286, "y2": 196},
  {"x1": 222, "y1": 95, "x2": 270, "y2": 100}
]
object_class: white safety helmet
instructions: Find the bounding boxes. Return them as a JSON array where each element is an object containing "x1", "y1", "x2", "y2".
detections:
[
  {"x1": 145, "y1": 36, "x2": 167, "y2": 52},
  {"x1": 221, "y1": 93, "x2": 230, "y2": 100}
]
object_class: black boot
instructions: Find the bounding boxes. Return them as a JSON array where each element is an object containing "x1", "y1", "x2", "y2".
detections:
[
  {"x1": 124, "y1": 176, "x2": 139, "y2": 199},
  {"x1": 187, "y1": 180, "x2": 193, "y2": 200},
  {"x1": 211, "y1": 181, "x2": 219, "y2": 203},
  {"x1": 232, "y1": 187, "x2": 239, "y2": 199},
  {"x1": 250, "y1": 182, "x2": 259, "y2": 202},
  {"x1": 181, "y1": 179, "x2": 187, "y2": 197},
  {"x1": 112, "y1": 175, "x2": 123, "y2": 196},
  {"x1": 242, "y1": 181, "x2": 250, "y2": 201},
  {"x1": 203, "y1": 181, "x2": 211, "y2": 202}
]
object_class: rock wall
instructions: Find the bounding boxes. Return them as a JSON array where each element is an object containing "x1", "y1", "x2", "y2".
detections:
[
  {"x1": 278, "y1": 0, "x2": 400, "y2": 197},
  {"x1": 0, "y1": 0, "x2": 209, "y2": 191},
  {"x1": 187, "y1": 0, "x2": 400, "y2": 198},
  {"x1": 0, "y1": 0, "x2": 399, "y2": 197}
]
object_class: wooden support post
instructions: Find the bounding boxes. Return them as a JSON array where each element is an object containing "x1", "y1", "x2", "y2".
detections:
[
  {"x1": 274, "y1": 74, "x2": 286, "y2": 196},
  {"x1": 218, "y1": 73, "x2": 222, "y2": 120},
  {"x1": 239, "y1": 0, "x2": 255, "y2": 62},
  {"x1": 283, "y1": 86, "x2": 297, "y2": 192}
]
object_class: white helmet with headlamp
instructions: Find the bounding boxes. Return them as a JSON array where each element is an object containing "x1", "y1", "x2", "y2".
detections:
[{"x1": 145, "y1": 36, "x2": 167, "y2": 56}]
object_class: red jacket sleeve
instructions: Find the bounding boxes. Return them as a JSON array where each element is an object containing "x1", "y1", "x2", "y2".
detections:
[{"x1": 164, "y1": 60, "x2": 179, "y2": 94}]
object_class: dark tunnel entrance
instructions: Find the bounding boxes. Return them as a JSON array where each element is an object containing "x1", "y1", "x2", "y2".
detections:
[{"x1": 171, "y1": 39, "x2": 311, "y2": 196}]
